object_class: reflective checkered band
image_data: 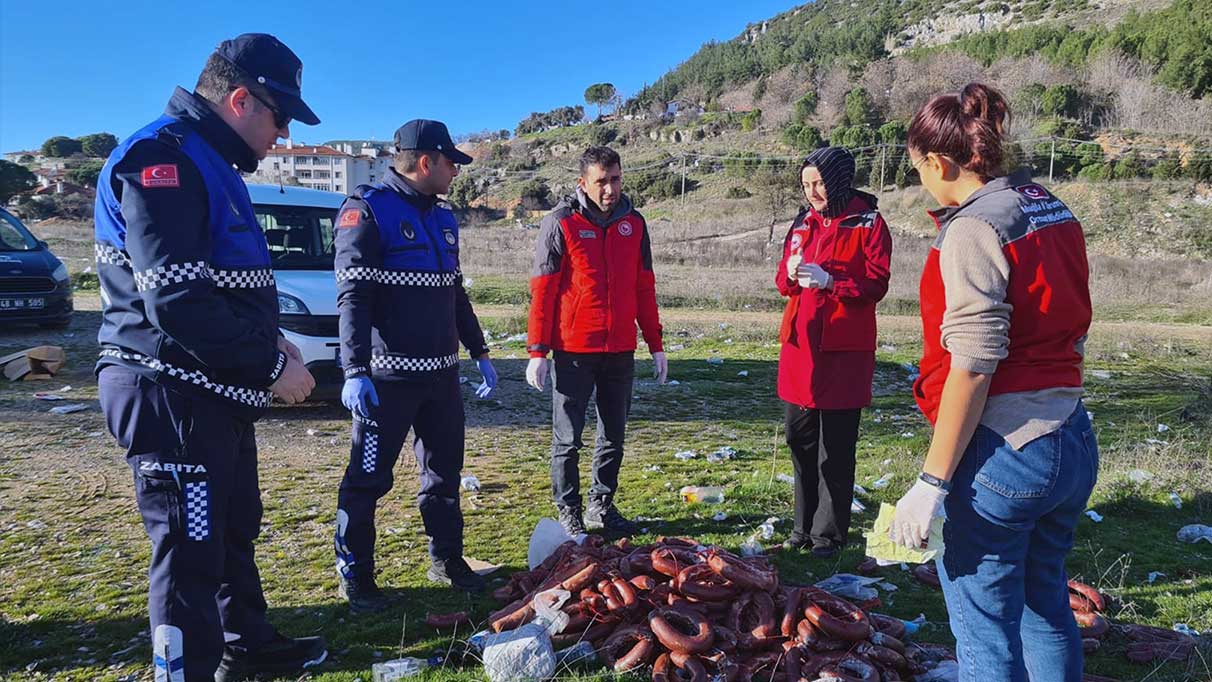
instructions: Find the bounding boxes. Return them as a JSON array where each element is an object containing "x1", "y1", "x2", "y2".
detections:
[
  {"x1": 336, "y1": 267, "x2": 458, "y2": 287},
  {"x1": 184, "y1": 481, "x2": 210, "y2": 541},
  {"x1": 134, "y1": 261, "x2": 209, "y2": 292},
  {"x1": 370, "y1": 352, "x2": 460, "y2": 373},
  {"x1": 209, "y1": 267, "x2": 275, "y2": 289},
  {"x1": 133, "y1": 262, "x2": 276, "y2": 292},
  {"x1": 95, "y1": 241, "x2": 131, "y2": 266},
  {"x1": 99, "y1": 349, "x2": 274, "y2": 408},
  {"x1": 361, "y1": 432, "x2": 379, "y2": 474}
]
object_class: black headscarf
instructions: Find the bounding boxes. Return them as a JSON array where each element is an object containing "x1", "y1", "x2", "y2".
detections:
[{"x1": 801, "y1": 147, "x2": 855, "y2": 218}]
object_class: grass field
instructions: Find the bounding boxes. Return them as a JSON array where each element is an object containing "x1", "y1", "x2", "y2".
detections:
[{"x1": 1, "y1": 287, "x2": 1209, "y2": 681}]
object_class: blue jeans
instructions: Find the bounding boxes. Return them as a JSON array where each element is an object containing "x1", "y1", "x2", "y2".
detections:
[{"x1": 937, "y1": 402, "x2": 1098, "y2": 682}]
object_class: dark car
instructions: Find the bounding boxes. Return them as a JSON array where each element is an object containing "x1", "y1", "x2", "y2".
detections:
[{"x1": 0, "y1": 208, "x2": 73, "y2": 329}]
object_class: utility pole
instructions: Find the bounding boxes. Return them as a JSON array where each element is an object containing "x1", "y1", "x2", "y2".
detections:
[
  {"x1": 1048, "y1": 137, "x2": 1056, "y2": 183},
  {"x1": 877, "y1": 145, "x2": 887, "y2": 193},
  {"x1": 680, "y1": 154, "x2": 688, "y2": 208}
]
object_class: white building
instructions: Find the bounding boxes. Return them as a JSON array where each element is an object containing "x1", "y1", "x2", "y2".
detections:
[{"x1": 246, "y1": 141, "x2": 392, "y2": 194}]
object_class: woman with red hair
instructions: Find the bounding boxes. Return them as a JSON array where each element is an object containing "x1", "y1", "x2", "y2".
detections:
[{"x1": 889, "y1": 83, "x2": 1097, "y2": 681}]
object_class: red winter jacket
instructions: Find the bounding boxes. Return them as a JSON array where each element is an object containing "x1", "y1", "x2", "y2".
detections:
[
  {"x1": 914, "y1": 171, "x2": 1091, "y2": 424},
  {"x1": 776, "y1": 192, "x2": 892, "y2": 409},
  {"x1": 527, "y1": 192, "x2": 663, "y2": 357}
]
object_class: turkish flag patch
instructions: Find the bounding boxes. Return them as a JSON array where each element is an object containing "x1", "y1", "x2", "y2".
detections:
[
  {"x1": 337, "y1": 209, "x2": 361, "y2": 228},
  {"x1": 140, "y1": 164, "x2": 180, "y2": 188}
]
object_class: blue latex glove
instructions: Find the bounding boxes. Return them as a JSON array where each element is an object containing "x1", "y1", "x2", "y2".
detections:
[
  {"x1": 341, "y1": 377, "x2": 379, "y2": 416},
  {"x1": 475, "y1": 357, "x2": 498, "y2": 399}
]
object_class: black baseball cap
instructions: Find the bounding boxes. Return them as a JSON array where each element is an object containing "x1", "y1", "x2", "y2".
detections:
[
  {"x1": 214, "y1": 33, "x2": 320, "y2": 126},
  {"x1": 393, "y1": 119, "x2": 473, "y2": 165}
]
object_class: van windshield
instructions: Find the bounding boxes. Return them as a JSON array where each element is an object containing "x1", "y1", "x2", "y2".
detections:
[{"x1": 254, "y1": 204, "x2": 338, "y2": 270}]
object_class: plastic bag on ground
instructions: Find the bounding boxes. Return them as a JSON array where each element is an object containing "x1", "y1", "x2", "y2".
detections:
[
  {"x1": 814, "y1": 573, "x2": 883, "y2": 601},
  {"x1": 526, "y1": 519, "x2": 586, "y2": 569},
  {"x1": 914, "y1": 659, "x2": 959, "y2": 681},
  {"x1": 1177, "y1": 524, "x2": 1212, "y2": 544},
  {"x1": 481, "y1": 589, "x2": 570, "y2": 682}
]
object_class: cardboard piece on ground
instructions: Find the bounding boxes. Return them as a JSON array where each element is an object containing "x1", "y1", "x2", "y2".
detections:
[
  {"x1": 2, "y1": 346, "x2": 66, "y2": 381},
  {"x1": 465, "y1": 556, "x2": 501, "y2": 576}
]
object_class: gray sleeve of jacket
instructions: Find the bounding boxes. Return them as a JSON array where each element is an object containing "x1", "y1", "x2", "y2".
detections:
[{"x1": 938, "y1": 217, "x2": 1013, "y2": 375}]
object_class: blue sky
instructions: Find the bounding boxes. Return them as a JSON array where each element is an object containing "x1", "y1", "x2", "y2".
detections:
[{"x1": 0, "y1": 0, "x2": 801, "y2": 153}]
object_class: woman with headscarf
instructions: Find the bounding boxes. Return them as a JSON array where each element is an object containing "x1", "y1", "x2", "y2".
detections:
[
  {"x1": 889, "y1": 83, "x2": 1096, "y2": 680},
  {"x1": 775, "y1": 147, "x2": 892, "y2": 557}
]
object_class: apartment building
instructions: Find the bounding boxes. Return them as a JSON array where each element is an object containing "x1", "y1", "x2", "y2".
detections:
[{"x1": 246, "y1": 141, "x2": 392, "y2": 193}]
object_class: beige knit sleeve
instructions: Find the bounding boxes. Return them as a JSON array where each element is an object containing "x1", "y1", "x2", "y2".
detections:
[{"x1": 939, "y1": 217, "x2": 1012, "y2": 375}]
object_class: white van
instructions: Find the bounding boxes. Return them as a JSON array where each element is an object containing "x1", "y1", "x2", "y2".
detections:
[{"x1": 248, "y1": 184, "x2": 344, "y2": 399}]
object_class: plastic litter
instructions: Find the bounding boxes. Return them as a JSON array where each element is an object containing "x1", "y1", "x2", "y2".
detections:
[
  {"x1": 851, "y1": 499, "x2": 866, "y2": 513},
  {"x1": 814, "y1": 574, "x2": 882, "y2": 602},
  {"x1": 706, "y1": 357, "x2": 724, "y2": 365},
  {"x1": 739, "y1": 534, "x2": 763, "y2": 557},
  {"x1": 49, "y1": 403, "x2": 88, "y2": 415},
  {"x1": 33, "y1": 392, "x2": 66, "y2": 401},
  {"x1": 758, "y1": 516, "x2": 778, "y2": 540},
  {"x1": 914, "y1": 660, "x2": 960, "y2": 681},
  {"x1": 1127, "y1": 469, "x2": 1154, "y2": 484},
  {"x1": 372, "y1": 657, "x2": 429, "y2": 681},
  {"x1": 724, "y1": 338, "x2": 733, "y2": 345},
  {"x1": 1177, "y1": 524, "x2": 1212, "y2": 544},
  {"x1": 712, "y1": 511, "x2": 728, "y2": 522},
  {"x1": 673, "y1": 450, "x2": 698, "y2": 460},
  {"x1": 737, "y1": 370, "x2": 749, "y2": 377},
  {"x1": 1157, "y1": 423, "x2": 1170, "y2": 433},
  {"x1": 877, "y1": 581, "x2": 897, "y2": 592},
  {"x1": 668, "y1": 379, "x2": 681, "y2": 386},
  {"x1": 776, "y1": 473, "x2": 795, "y2": 485},
  {"x1": 1144, "y1": 438, "x2": 1167, "y2": 446},
  {"x1": 706, "y1": 446, "x2": 737, "y2": 463},
  {"x1": 506, "y1": 333, "x2": 527, "y2": 343},
  {"x1": 680, "y1": 486, "x2": 725, "y2": 504},
  {"x1": 481, "y1": 589, "x2": 569, "y2": 682},
  {"x1": 1084, "y1": 510, "x2": 1104, "y2": 523},
  {"x1": 901, "y1": 431, "x2": 915, "y2": 438},
  {"x1": 644, "y1": 464, "x2": 662, "y2": 472},
  {"x1": 1147, "y1": 571, "x2": 1166, "y2": 584},
  {"x1": 1089, "y1": 370, "x2": 1111, "y2": 379},
  {"x1": 1174, "y1": 623, "x2": 1201, "y2": 637},
  {"x1": 459, "y1": 376, "x2": 469, "y2": 384},
  {"x1": 871, "y1": 474, "x2": 893, "y2": 490},
  {"x1": 853, "y1": 484, "x2": 869, "y2": 496},
  {"x1": 554, "y1": 641, "x2": 597, "y2": 667},
  {"x1": 461, "y1": 475, "x2": 481, "y2": 492},
  {"x1": 526, "y1": 519, "x2": 586, "y2": 570},
  {"x1": 1169, "y1": 492, "x2": 1182, "y2": 509}
]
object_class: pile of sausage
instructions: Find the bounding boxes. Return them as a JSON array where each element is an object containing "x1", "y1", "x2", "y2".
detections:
[
  {"x1": 488, "y1": 535, "x2": 956, "y2": 682},
  {"x1": 1068, "y1": 578, "x2": 1198, "y2": 665}
]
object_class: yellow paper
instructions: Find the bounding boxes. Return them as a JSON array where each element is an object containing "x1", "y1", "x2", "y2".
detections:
[{"x1": 863, "y1": 503, "x2": 945, "y2": 565}]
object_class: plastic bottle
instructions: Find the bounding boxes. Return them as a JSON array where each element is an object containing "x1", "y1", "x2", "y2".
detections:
[
  {"x1": 372, "y1": 657, "x2": 429, "y2": 681},
  {"x1": 1169, "y1": 492, "x2": 1182, "y2": 509},
  {"x1": 680, "y1": 485, "x2": 725, "y2": 504}
]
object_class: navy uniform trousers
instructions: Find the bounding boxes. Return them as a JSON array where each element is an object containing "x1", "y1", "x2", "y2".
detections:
[
  {"x1": 98, "y1": 366, "x2": 274, "y2": 681},
  {"x1": 334, "y1": 371, "x2": 465, "y2": 580}
]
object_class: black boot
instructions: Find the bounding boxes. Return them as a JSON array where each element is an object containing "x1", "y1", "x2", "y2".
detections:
[
  {"x1": 556, "y1": 504, "x2": 586, "y2": 536},
  {"x1": 427, "y1": 556, "x2": 487, "y2": 593},
  {"x1": 338, "y1": 574, "x2": 392, "y2": 615},
  {"x1": 585, "y1": 499, "x2": 638, "y2": 535},
  {"x1": 214, "y1": 632, "x2": 327, "y2": 681}
]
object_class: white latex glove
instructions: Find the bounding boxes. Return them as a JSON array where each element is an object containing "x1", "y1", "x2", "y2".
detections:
[
  {"x1": 785, "y1": 253, "x2": 803, "y2": 282},
  {"x1": 652, "y1": 351, "x2": 668, "y2": 384},
  {"x1": 889, "y1": 478, "x2": 948, "y2": 549},
  {"x1": 796, "y1": 262, "x2": 833, "y2": 290},
  {"x1": 526, "y1": 357, "x2": 548, "y2": 391}
]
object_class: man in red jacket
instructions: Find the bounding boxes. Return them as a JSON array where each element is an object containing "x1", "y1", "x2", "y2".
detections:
[{"x1": 526, "y1": 146, "x2": 666, "y2": 536}]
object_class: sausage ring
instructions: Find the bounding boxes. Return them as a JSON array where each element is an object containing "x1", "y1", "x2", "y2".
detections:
[
  {"x1": 650, "y1": 606, "x2": 716, "y2": 654},
  {"x1": 1067, "y1": 579, "x2": 1105, "y2": 613},
  {"x1": 653, "y1": 547, "x2": 702, "y2": 577},
  {"x1": 803, "y1": 594, "x2": 871, "y2": 642},
  {"x1": 603, "y1": 624, "x2": 657, "y2": 672},
  {"x1": 675, "y1": 563, "x2": 740, "y2": 601},
  {"x1": 706, "y1": 550, "x2": 777, "y2": 592},
  {"x1": 911, "y1": 563, "x2": 940, "y2": 588},
  {"x1": 1073, "y1": 611, "x2": 1109, "y2": 639},
  {"x1": 868, "y1": 613, "x2": 907, "y2": 641}
]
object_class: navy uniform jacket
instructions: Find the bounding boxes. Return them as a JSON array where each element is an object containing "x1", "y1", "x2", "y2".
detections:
[
  {"x1": 334, "y1": 168, "x2": 487, "y2": 382},
  {"x1": 93, "y1": 88, "x2": 286, "y2": 420}
]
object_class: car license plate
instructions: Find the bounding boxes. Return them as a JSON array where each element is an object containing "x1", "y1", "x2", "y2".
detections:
[{"x1": 0, "y1": 297, "x2": 45, "y2": 310}]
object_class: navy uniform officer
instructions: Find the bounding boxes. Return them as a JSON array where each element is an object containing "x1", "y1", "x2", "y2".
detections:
[
  {"x1": 93, "y1": 34, "x2": 326, "y2": 682},
  {"x1": 333, "y1": 119, "x2": 499, "y2": 613}
]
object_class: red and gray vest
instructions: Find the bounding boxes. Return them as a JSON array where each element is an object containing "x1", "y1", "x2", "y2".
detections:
[{"x1": 913, "y1": 170, "x2": 1091, "y2": 424}]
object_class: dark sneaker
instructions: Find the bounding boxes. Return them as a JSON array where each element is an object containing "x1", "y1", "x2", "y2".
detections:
[
  {"x1": 427, "y1": 556, "x2": 487, "y2": 593},
  {"x1": 810, "y1": 545, "x2": 840, "y2": 559},
  {"x1": 782, "y1": 533, "x2": 811, "y2": 551},
  {"x1": 557, "y1": 504, "x2": 586, "y2": 536},
  {"x1": 338, "y1": 574, "x2": 392, "y2": 615},
  {"x1": 214, "y1": 633, "x2": 327, "y2": 682},
  {"x1": 585, "y1": 502, "x2": 638, "y2": 535}
]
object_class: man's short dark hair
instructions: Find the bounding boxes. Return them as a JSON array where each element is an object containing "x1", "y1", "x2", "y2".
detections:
[
  {"x1": 194, "y1": 53, "x2": 274, "y2": 106},
  {"x1": 579, "y1": 146, "x2": 621, "y2": 176},
  {"x1": 393, "y1": 149, "x2": 439, "y2": 174}
]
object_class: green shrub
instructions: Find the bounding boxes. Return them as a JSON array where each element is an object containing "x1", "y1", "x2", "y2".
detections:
[{"x1": 725, "y1": 186, "x2": 752, "y2": 199}]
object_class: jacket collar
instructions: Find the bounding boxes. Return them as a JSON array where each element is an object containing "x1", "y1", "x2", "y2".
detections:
[
  {"x1": 806, "y1": 190, "x2": 878, "y2": 225},
  {"x1": 165, "y1": 87, "x2": 259, "y2": 173},
  {"x1": 381, "y1": 167, "x2": 439, "y2": 211},
  {"x1": 927, "y1": 168, "x2": 1033, "y2": 227}
]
